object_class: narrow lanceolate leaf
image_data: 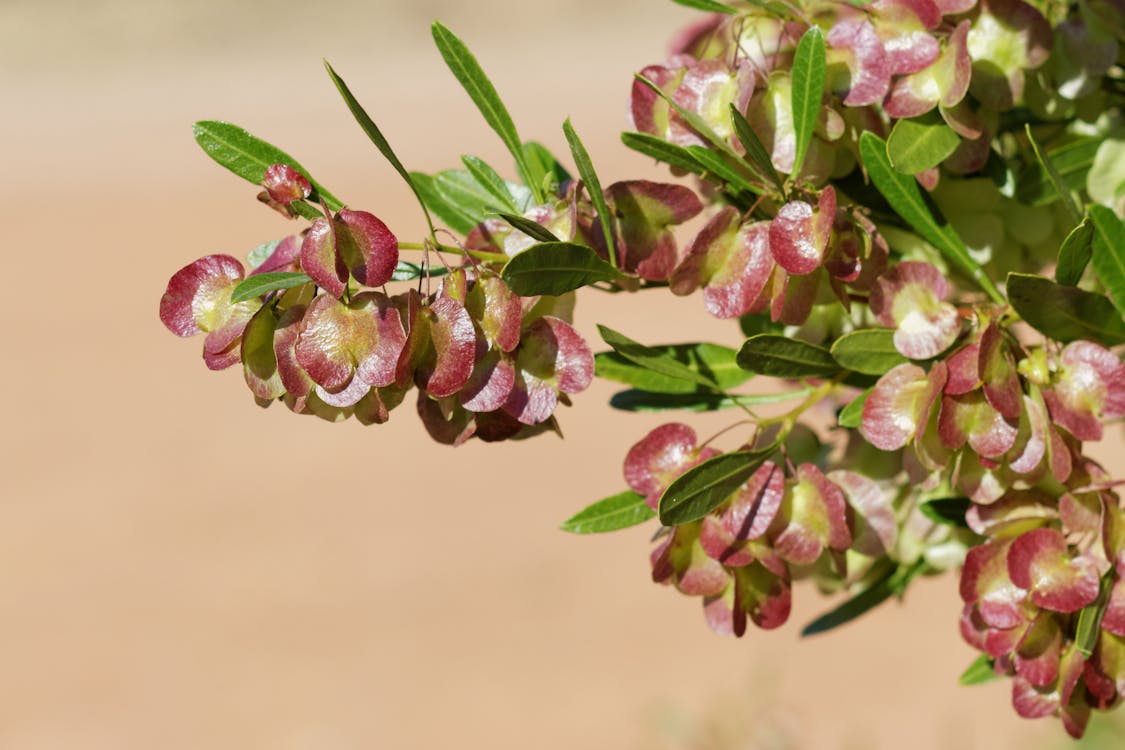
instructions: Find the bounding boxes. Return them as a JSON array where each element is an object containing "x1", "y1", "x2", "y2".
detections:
[
  {"x1": 621, "y1": 132, "x2": 708, "y2": 174},
  {"x1": 830, "y1": 330, "x2": 908, "y2": 376},
  {"x1": 670, "y1": 0, "x2": 738, "y2": 13},
  {"x1": 1017, "y1": 136, "x2": 1102, "y2": 207},
  {"x1": 596, "y1": 343, "x2": 749, "y2": 394},
  {"x1": 230, "y1": 272, "x2": 311, "y2": 303},
  {"x1": 659, "y1": 447, "x2": 778, "y2": 526},
  {"x1": 431, "y1": 22, "x2": 545, "y2": 204},
  {"x1": 859, "y1": 132, "x2": 1002, "y2": 304},
  {"x1": 391, "y1": 261, "x2": 449, "y2": 281},
  {"x1": 887, "y1": 116, "x2": 961, "y2": 175},
  {"x1": 686, "y1": 146, "x2": 762, "y2": 197},
  {"x1": 1007, "y1": 273, "x2": 1125, "y2": 346},
  {"x1": 323, "y1": 61, "x2": 435, "y2": 232},
  {"x1": 597, "y1": 326, "x2": 720, "y2": 390},
  {"x1": 1056, "y1": 217, "x2": 1094, "y2": 286},
  {"x1": 564, "y1": 118, "x2": 618, "y2": 268},
  {"x1": 1025, "y1": 125, "x2": 1082, "y2": 226},
  {"x1": 959, "y1": 655, "x2": 1001, "y2": 686},
  {"x1": 608, "y1": 389, "x2": 811, "y2": 413},
  {"x1": 501, "y1": 243, "x2": 622, "y2": 296},
  {"x1": 192, "y1": 121, "x2": 341, "y2": 210},
  {"x1": 838, "y1": 387, "x2": 873, "y2": 429},
  {"x1": 634, "y1": 75, "x2": 742, "y2": 162},
  {"x1": 561, "y1": 490, "x2": 656, "y2": 534},
  {"x1": 790, "y1": 26, "x2": 826, "y2": 177},
  {"x1": 522, "y1": 141, "x2": 572, "y2": 195},
  {"x1": 918, "y1": 497, "x2": 972, "y2": 528},
  {"x1": 1075, "y1": 576, "x2": 1112, "y2": 657},
  {"x1": 496, "y1": 213, "x2": 559, "y2": 243},
  {"x1": 737, "y1": 334, "x2": 840, "y2": 378},
  {"x1": 730, "y1": 104, "x2": 784, "y2": 192},
  {"x1": 1089, "y1": 205, "x2": 1125, "y2": 320},
  {"x1": 409, "y1": 171, "x2": 479, "y2": 235},
  {"x1": 462, "y1": 155, "x2": 521, "y2": 213},
  {"x1": 802, "y1": 561, "x2": 924, "y2": 637}
]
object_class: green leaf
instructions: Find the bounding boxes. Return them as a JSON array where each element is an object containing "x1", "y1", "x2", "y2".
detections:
[
  {"x1": 1055, "y1": 216, "x2": 1094, "y2": 286},
  {"x1": 738, "y1": 313, "x2": 785, "y2": 338},
  {"x1": 496, "y1": 213, "x2": 559, "y2": 243},
  {"x1": 1016, "y1": 136, "x2": 1101, "y2": 207},
  {"x1": 431, "y1": 22, "x2": 545, "y2": 204},
  {"x1": 1075, "y1": 575, "x2": 1112, "y2": 658},
  {"x1": 959, "y1": 655, "x2": 1000, "y2": 686},
  {"x1": 501, "y1": 243, "x2": 623, "y2": 296},
  {"x1": 790, "y1": 26, "x2": 826, "y2": 178},
  {"x1": 597, "y1": 326, "x2": 721, "y2": 390},
  {"x1": 432, "y1": 170, "x2": 519, "y2": 228},
  {"x1": 730, "y1": 104, "x2": 784, "y2": 192},
  {"x1": 323, "y1": 61, "x2": 435, "y2": 233},
  {"x1": 230, "y1": 272, "x2": 311, "y2": 303},
  {"x1": 1007, "y1": 272, "x2": 1125, "y2": 346},
  {"x1": 859, "y1": 132, "x2": 1003, "y2": 304},
  {"x1": 563, "y1": 118, "x2": 618, "y2": 268},
  {"x1": 192, "y1": 120, "x2": 340, "y2": 214},
  {"x1": 686, "y1": 146, "x2": 763, "y2": 197},
  {"x1": 830, "y1": 329, "x2": 908, "y2": 376},
  {"x1": 1025, "y1": 124, "x2": 1082, "y2": 225},
  {"x1": 1089, "y1": 205, "x2": 1125, "y2": 320},
  {"x1": 737, "y1": 334, "x2": 840, "y2": 378},
  {"x1": 918, "y1": 497, "x2": 972, "y2": 528},
  {"x1": 801, "y1": 560, "x2": 924, "y2": 637},
  {"x1": 887, "y1": 114, "x2": 962, "y2": 175},
  {"x1": 560, "y1": 490, "x2": 655, "y2": 534},
  {"x1": 669, "y1": 0, "x2": 738, "y2": 13},
  {"x1": 409, "y1": 171, "x2": 479, "y2": 235},
  {"x1": 621, "y1": 131, "x2": 708, "y2": 174},
  {"x1": 462, "y1": 155, "x2": 521, "y2": 213},
  {"x1": 610, "y1": 388, "x2": 812, "y2": 413},
  {"x1": 659, "y1": 447, "x2": 778, "y2": 526},
  {"x1": 837, "y1": 387, "x2": 872, "y2": 429},
  {"x1": 633, "y1": 75, "x2": 745, "y2": 165},
  {"x1": 391, "y1": 261, "x2": 450, "y2": 281},
  {"x1": 522, "y1": 141, "x2": 571, "y2": 195},
  {"x1": 596, "y1": 343, "x2": 750, "y2": 394}
]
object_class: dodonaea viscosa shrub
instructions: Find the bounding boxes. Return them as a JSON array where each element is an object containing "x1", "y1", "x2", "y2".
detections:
[{"x1": 159, "y1": 0, "x2": 1125, "y2": 738}]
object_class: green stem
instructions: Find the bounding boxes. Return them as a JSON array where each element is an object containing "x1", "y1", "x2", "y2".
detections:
[{"x1": 398, "y1": 242, "x2": 508, "y2": 265}]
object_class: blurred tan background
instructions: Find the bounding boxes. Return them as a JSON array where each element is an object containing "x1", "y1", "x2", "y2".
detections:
[{"x1": 2, "y1": 1, "x2": 1122, "y2": 748}]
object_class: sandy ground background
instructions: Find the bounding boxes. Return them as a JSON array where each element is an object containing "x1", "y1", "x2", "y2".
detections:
[{"x1": 2, "y1": 0, "x2": 1123, "y2": 748}]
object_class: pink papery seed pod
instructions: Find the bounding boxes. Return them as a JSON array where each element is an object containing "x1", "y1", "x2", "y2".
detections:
[
  {"x1": 966, "y1": 0, "x2": 1053, "y2": 110},
  {"x1": 770, "y1": 186, "x2": 837, "y2": 275},
  {"x1": 827, "y1": 19, "x2": 892, "y2": 107},
  {"x1": 261, "y1": 163, "x2": 312, "y2": 206},
  {"x1": 651, "y1": 521, "x2": 731, "y2": 598},
  {"x1": 1042, "y1": 341, "x2": 1125, "y2": 442},
  {"x1": 624, "y1": 423, "x2": 721, "y2": 511},
  {"x1": 869, "y1": 260, "x2": 962, "y2": 360},
  {"x1": 1008, "y1": 527, "x2": 1101, "y2": 613},
  {"x1": 884, "y1": 20, "x2": 972, "y2": 118},
  {"x1": 334, "y1": 209, "x2": 399, "y2": 289},
  {"x1": 159, "y1": 253, "x2": 263, "y2": 371},
  {"x1": 871, "y1": 0, "x2": 942, "y2": 75},
  {"x1": 670, "y1": 209, "x2": 775, "y2": 319},
  {"x1": 395, "y1": 291, "x2": 477, "y2": 400},
  {"x1": 768, "y1": 464, "x2": 853, "y2": 566},
  {"x1": 294, "y1": 292, "x2": 407, "y2": 405},
  {"x1": 503, "y1": 316, "x2": 593, "y2": 426},
  {"x1": 669, "y1": 58, "x2": 756, "y2": 146},
  {"x1": 862, "y1": 361, "x2": 948, "y2": 451},
  {"x1": 600, "y1": 181, "x2": 703, "y2": 281}
]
